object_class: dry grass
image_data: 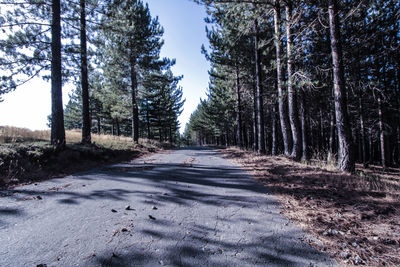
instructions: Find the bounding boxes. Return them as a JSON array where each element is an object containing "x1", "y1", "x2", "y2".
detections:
[
  {"x1": 220, "y1": 148, "x2": 400, "y2": 267},
  {"x1": 0, "y1": 126, "x2": 50, "y2": 142},
  {"x1": 0, "y1": 126, "x2": 163, "y2": 150},
  {"x1": 0, "y1": 126, "x2": 170, "y2": 188}
]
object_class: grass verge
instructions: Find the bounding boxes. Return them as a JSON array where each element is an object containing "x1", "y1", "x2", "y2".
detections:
[
  {"x1": 220, "y1": 147, "x2": 400, "y2": 267},
  {"x1": 0, "y1": 127, "x2": 171, "y2": 189}
]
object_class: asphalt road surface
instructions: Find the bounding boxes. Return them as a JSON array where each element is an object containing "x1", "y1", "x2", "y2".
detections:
[{"x1": 0, "y1": 147, "x2": 337, "y2": 266}]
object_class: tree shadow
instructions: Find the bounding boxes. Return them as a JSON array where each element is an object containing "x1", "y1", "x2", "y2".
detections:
[{"x1": 0, "y1": 148, "x2": 336, "y2": 266}]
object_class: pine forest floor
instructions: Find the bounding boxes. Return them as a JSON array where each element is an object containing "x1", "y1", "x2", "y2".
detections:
[{"x1": 220, "y1": 148, "x2": 400, "y2": 266}]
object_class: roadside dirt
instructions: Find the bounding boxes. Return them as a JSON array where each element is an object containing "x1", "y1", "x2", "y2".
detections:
[
  {"x1": 220, "y1": 148, "x2": 400, "y2": 266},
  {"x1": 0, "y1": 143, "x2": 158, "y2": 190}
]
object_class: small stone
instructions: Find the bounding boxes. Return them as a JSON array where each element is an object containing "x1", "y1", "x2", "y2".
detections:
[
  {"x1": 121, "y1": 227, "x2": 128, "y2": 232},
  {"x1": 152, "y1": 206, "x2": 158, "y2": 210},
  {"x1": 36, "y1": 195, "x2": 42, "y2": 200},
  {"x1": 37, "y1": 265, "x2": 47, "y2": 267},
  {"x1": 340, "y1": 251, "x2": 350, "y2": 259},
  {"x1": 353, "y1": 255, "x2": 366, "y2": 265},
  {"x1": 125, "y1": 205, "x2": 132, "y2": 210},
  {"x1": 149, "y1": 215, "x2": 156, "y2": 220},
  {"x1": 111, "y1": 209, "x2": 117, "y2": 213},
  {"x1": 352, "y1": 242, "x2": 359, "y2": 248}
]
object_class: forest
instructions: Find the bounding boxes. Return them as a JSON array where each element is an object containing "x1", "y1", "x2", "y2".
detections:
[
  {"x1": 0, "y1": 0, "x2": 184, "y2": 146},
  {"x1": 185, "y1": 0, "x2": 400, "y2": 172}
]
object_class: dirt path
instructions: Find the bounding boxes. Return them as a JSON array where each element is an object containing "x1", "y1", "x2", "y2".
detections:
[{"x1": 0, "y1": 147, "x2": 337, "y2": 266}]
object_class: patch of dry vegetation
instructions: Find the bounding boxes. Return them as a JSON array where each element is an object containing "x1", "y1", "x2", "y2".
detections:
[
  {"x1": 220, "y1": 148, "x2": 400, "y2": 266},
  {"x1": 0, "y1": 126, "x2": 169, "y2": 189}
]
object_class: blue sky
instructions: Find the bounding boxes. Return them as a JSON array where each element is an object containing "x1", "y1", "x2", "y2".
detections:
[
  {"x1": 0, "y1": 0, "x2": 210, "y2": 133},
  {"x1": 145, "y1": 0, "x2": 210, "y2": 133}
]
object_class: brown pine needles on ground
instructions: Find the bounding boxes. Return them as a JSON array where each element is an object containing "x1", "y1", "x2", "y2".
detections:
[{"x1": 220, "y1": 147, "x2": 400, "y2": 267}]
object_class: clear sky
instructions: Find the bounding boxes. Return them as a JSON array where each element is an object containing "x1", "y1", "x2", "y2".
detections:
[{"x1": 0, "y1": 0, "x2": 210, "y2": 134}]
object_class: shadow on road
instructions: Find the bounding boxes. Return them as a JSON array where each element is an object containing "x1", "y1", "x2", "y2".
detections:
[{"x1": 0, "y1": 148, "x2": 334, "y2": 266}]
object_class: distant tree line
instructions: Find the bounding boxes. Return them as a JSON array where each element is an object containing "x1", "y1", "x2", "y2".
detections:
[
  {"x1": 185, "y1": 0, "x2": 400, "y2": 172},
  {"x1": 0, "y1": 0, "x2": 184, "y2": 148}
]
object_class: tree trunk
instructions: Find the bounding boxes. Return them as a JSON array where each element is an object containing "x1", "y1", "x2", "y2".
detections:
[
  {"x1": 116, "y1": 118, "x2": 120, "y2": 136},
  {"x1": 253, "y1": 84, "x2": 258, "y2": 151},
  {"x1": 146, "y1": 106, "x2": 151, "y2": 139},
  {"x1": 254, "y1": 18, "x2": 265, "y2": 154},
  {"x1": 50, "y1": 0, "x2": 66, "y2": 149},
  {"x1": 285, "y1": 1, "x2": 301, "y2": 160},
  {"x1": 378, "y1": 94, "x2": 386, "y2": 168},
  {"x1": 369, "y1": 128, "x2": 374, "y2": 165},
  {"x1": 97, "y1": 116, "x2": 101, "y2": 134},
  {"x1": 272, "y1": 103, "x2": 277, "y2": 156},
  {"x1": 130, "y1": 56, "x2": 139, "y2": 143},
  {"x1": 328, "y1": 0, "x2": 354, "y2": 172},
  {"x1": 359, "y1": 90, "x2": 367, "y2": 167},
  {"x1": 235, "y1": 64, "x2": 243, "y2": 148},
  {"x1": 80, "y1": 0, "x2": 91, "y2": 144},
  {"x1": 274, "y1": 0, "x2": 292, "y2": 156},
  {"x1": 300, "y1": 88, "x2": 309, "y2": 161},
  {"x1": 328, "y1": 107, "x2": 336, "y2": 162},
  {"x1": 243, "y1": 121, "x2": 248, "y2": 148}
]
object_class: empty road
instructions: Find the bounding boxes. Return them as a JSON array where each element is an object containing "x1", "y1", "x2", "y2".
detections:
[{"x1": 0, "y1": 148, "x2": 336, "y2": 266}]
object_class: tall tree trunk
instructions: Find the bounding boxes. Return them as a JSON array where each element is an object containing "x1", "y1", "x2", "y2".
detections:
[
  {"x1": 146, "y1": 104, "x2": 151, "y2": 139},
  {"x1": 51, "y1": 0, "x2": 66, "y2": 149},
  {"x1": 80, "y1": 0, "x2": 91, "y2": 144},
  {"x1": 328, "y1": 107, "x2": 336, "y2": 162},
  {"x1": 116, "y1": 118, "x2": 120, "y2": 136},
  {"x1": 274, "y1": 0, "x2": 292, "y2": 156},
  {"x1": 300, "y1": 88, "x2": 309, "y2": 161},
  {"x1": 285, "y1": 1, "x2": 301, "y2": 160},
  {"x1": 328, "y1": 0, "x2": 354, "y2": 172},
  {"x1": 130, "y1": 56, "x2": 139, "y2": 143},
  {"x1": 378, "y1": 94, "x2": 386, "y2": 168},
  {"x1": 243, "y1": 122, "x2": 248, "y2": 148},
  {"x1": 235, "y1": 64, "x2": 243, "y2": 148},
  {"x1": 254, "y1": 18, "x2": 265, "y2": 154},
  {"x1": 272, "y1": 103, "x2": 278, "y2": 156},
  {"x1": 359, "y1": 90, "x2": 367, "y2": 167},
  {"x1": 97, "y1": 116, "x2": 101, "y2": 134},
  {"x1": 369, "y1": 128, "x2": 374, "y2": 165},
  {"x1": 253, "y1": 84, "x2": 258, "y2": 151}
]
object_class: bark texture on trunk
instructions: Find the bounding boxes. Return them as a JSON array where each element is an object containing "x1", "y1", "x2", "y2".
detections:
[
  {"x1": 328, "y1": 0, "x2": 354, "y2": 172},
  {"x1": 51, "y1": 0, "x2": 66, "y2": 149},
  {"x1": 254, "y1": 18, "x2": 265, "y2": 154},
  {"x1": 359, "y1": 91, "x2": 367, "y2": 167},
  {"x1": 299, "y1": 89, "x2": 309, "y2": 161},
  {"x1": 235, "y1": 65, "x2": 243, "y2": 148},
  {"x1": 80, "y1": 0, "x2": 91, "y2": 144},
  {"x1": 274, "y1": 0, "x2": 292, "y2": 156},
  {"x1": 378, "y1": 94, "x2": 386, "y2": 168},
  {"x1": 328, "y1": 107, "x2": 336, "y2": 162},
  {"x1": 130, "y1": 56, "x2": 139, "y2": 143},
  {"x1": 286, "y1": 1, "x2": 301, "y2": 160},
  {"x1": 253, "y1": 84, "x2": 258, "y2": 152},
  {"x1": 272, "y1": 103, "x2": 278, "y2": 156}
]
